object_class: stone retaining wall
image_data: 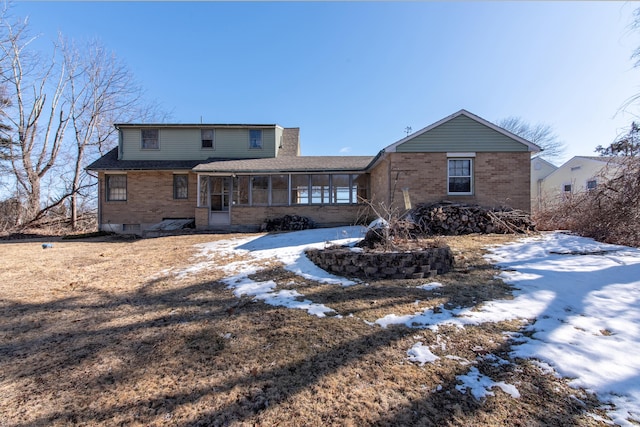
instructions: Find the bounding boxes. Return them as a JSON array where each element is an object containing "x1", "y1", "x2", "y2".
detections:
[{"x1": 305, "y1": 246, "x2": 454, "y2": 280}]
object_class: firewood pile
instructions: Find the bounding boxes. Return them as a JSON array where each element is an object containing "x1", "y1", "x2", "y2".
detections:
[
  {"x1": 409, "y1": 201, "x2": 536, "y2": 235},
  {"x1": 262, "y1": 214, "x2": 315, "y2": 232}
]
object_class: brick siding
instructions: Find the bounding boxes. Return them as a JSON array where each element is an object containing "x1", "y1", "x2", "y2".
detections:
[
  {"x1": 99, "y1": 171, "x2": 197, "y2": 229},
  {"x1": 370, "y1": 152, "x2": 531, "y2": 212}
]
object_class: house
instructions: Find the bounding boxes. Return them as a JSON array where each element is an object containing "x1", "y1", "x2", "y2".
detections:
[
  {"x1": 87, "y1": 109, "x2": 540, "y2": 234},
  {"x1": 530, "y1": 157, "x2": 558, "y2": 212},
  {"x1": 537, "y1": 156, "x2": 621, "y2": 207}
]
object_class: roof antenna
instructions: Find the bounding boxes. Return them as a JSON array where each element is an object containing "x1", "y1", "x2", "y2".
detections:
[{"x1": 404, "y1": 126, "x2": 412, "y2": 136}]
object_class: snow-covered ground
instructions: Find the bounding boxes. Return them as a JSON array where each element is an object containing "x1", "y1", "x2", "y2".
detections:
[{"x1": 186, "y1": 227, "x2": 640, "y2": 426}]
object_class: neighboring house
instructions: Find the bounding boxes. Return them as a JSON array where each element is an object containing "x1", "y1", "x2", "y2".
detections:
[
  {"x1": 538, "y1": 156, "x2": 620, "y2": 206},
  {"x1": 530, "y1": 157, "x2": 558, "y2": 212},
  {"x1": 87, "y1": 109, "x2": 540, "y2": 234}
]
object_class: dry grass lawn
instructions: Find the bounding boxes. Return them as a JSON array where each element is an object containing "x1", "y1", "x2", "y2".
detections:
[{"x1": 0, "y1": 232, "x2": 612, "y2": 426}]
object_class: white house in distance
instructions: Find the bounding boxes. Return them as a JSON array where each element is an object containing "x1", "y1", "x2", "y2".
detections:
[
  {"x1": 536, "y1": 156, "x2": 621, "y2": 209},
  {"x1": 530, "y1": 157, "x2": 558, "y2": 212}
]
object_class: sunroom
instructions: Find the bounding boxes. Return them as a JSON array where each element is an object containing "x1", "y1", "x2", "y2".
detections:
[{"x1": 192, "y1": 156, "x2": 374, "y2": 229}]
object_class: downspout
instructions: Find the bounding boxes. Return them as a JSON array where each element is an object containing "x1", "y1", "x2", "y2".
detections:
[{"x1": 537, "y1": 178, "x2": 543, "y2": 212}]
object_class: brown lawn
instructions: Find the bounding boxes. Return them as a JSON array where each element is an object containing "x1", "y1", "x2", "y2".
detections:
[{"x1": 0, "y1": 232, "x2": 611, "y2": 426}]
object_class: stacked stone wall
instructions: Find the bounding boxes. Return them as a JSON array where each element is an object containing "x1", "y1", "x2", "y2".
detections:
[{"x1": 305, "y1": 246, "x2": 453, "y2": 280}]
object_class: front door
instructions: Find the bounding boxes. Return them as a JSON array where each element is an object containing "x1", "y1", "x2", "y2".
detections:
[{"x1": 209, "y1": 177, "x2": 231, "y2": 225}]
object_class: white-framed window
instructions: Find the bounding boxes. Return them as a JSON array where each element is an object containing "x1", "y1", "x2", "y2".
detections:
[
  {"x1": 448, "y1": 158, "x2": 473, "y2": 195},
  {"x1": 106, "y1": 174, "x2": 127, "y2": 201},
  {"x1": 173, "y1": 175, "x2": 188, "y2": 199},
  {"x1": 201, "y1": 129, "x2": 214, "y2": 149},
  {"x1": 587, "y1": 179, "x2": 597, "y2": 191},
  {"x1": 141, "y1": 129, "x2": 159, "y2": 149},
  {"x1": 249, "y1": 129, "x2": 263, "y2": 149},
  {"x1": 563, "y1": 184, "x2": 572, "y2": 193}
]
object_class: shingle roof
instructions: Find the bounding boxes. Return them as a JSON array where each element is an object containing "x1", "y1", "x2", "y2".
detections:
[
  {"x1": 87, "y1": 148, "x2": 374, "y2": 173},
  {"x1": 86, "y1": 148, "x2": 216, "y2": 171},
  {"x1": 193, "y1": 156, "x2": 374, "y2": 173}
]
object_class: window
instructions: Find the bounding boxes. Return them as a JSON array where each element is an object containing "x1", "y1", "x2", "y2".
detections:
[
  {"x1": 563, "y1": 184, "x2": 572, "y2": 193},
  {"x1": 331, "y1": 175, "x2": 351, "y2": 204},
  {"x1": 291, "y1": 175, "x2": 310, "y2": 204},
  {"x1": 311, "y1": 174, "x2": 330, "y2": 204},
  {"x1": 141, "y1": 129, "x2": 159, "y2": 149},
  {"x1": 587, "y1": 180, "x2": 597, "y2": 191},
  {"x1": 106, "y1": 174, "x2": 126, "y2": 201},
  {"x1": 173, "y1": 175, "x2": 188, "y2": 199},
  {"x1": 448, "y1": 159, "x2": 473, "y2": 194},
  {"x1": 233, "y1": 176, "x2": 250, "y2": 205},
  {"x1": 198, "y1": 175, "x2": 209, "y2": 207},
  {"x1": 251, "y1": 176, "x2": 269, "y2": 205},
  {"x1": 249, "y1": 129, "x2": 263, "y2": 149},
  {"x1": 271, "y1": 175, "x2": 289, "y2": 205},
  {"x1": 201, "y1": 129, "x2": 214, "y2": 149}
]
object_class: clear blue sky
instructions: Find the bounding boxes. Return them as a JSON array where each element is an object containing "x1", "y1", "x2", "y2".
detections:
[{"x1": 13, "y1": 1, "x2": 640, "y2": 164}]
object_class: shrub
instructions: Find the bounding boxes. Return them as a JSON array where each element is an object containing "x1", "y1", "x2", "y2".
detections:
[{"x1": 535, "y1": 156, "x2": 640, "y2": 247}]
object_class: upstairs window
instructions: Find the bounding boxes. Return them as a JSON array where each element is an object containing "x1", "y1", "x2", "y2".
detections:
[
  {"x1": 173, "y1": 175, "x2": 188, "y2": 199},
  {"x1": 106, "y1": 174, "x2": 127, "y2": 201},
  {"x1": 201, "y1": 129, "x2": 214, "y2": 149},
  {"x1": 249, "y1": 129, "x2": 263, "y2": 149},
  {"x1": 587, "y1": 179, "x2": 597, "y2": 191},
  {"x1": 563, "y1": 184, "x2": 572, "y2": 193},
  {"x1": 141, "y1": 129, "x2": 159, "y2": 149},
  {"x1": 448, "y1": 159, "x2": 473, "y2": 195}
]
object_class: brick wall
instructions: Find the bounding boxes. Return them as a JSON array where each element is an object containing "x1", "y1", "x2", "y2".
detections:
[
  {"x1": 99, "y1": 171, "x2": 197, "y2": 230},
  {"x1": 370, "y1": 152, "x2": 531, "y2": 212},
  {"x1": 231, "y1": 205, "x2": 366, "y2": 228}
]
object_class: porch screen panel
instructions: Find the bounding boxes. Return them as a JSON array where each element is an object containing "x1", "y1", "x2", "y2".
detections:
[
  {"x1": 353, "y1": 174, "x2": 368, "y2": 203},
  {"x1": 271, "y1": 174, "x2": 289, "y2": 205},
  {"x1": 331, "y1": 174, "x2": 350, "y2": 204},
  {"x1": 251, "y1": 176, "x2": 269, "y2": 205},
  {"x1": 198, "y1": 176, "x2": 209, "y2": 207},
  {"x1": 233, "y1": 176, "x2": 250, "y2": 206},
  {"x1": 291, "y1": 175, "x2": 310, "y2": 204},
  {"x1": 311, "y1": 174, "x2": 330, "y2": 204}
]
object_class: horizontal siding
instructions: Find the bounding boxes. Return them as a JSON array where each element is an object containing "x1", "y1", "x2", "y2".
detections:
[
  {"x1": 121, "y1": 127, "x2": 276, "y2": 161},
  {"x1": 396, "y1": 115, "x2": 528, "y2": 153},
  {"x1": 274, "y1": 126, "x2": 284, "y2": 157}
]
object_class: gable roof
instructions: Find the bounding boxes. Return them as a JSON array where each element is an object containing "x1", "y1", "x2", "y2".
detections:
[
  {"x1": 531, "y1": 156, "x2": 558, "y2": 169},
  {"x1": 383, "y1": 109, "x2": 542, "y2": 153}
]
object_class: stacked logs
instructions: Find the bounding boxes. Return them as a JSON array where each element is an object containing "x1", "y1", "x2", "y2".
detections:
[
  {"x1": 409, "y1": 201, "x2": 536, "y2": 236},
  {"x1": 262, "y1": 214, "x2": 315, "y2": 232}
]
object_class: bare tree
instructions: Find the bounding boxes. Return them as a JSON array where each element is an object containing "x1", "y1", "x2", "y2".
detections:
[
  {"x1": 61, "y1": 37, "x2": 144, "y2": 229},
  {"x1": 596, "y1": 121, "x2": 640, "y2": 157},
  {"x1": 497, "y1": 116, "x2": 566, "y2": 164},
  {"x1": 0, "y1": 16, "x2": 72, "y2": 226}
]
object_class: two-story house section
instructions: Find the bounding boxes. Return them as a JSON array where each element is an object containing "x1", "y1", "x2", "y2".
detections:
[
  {"x1": 88, "y1": 123, "x2": 373, "y2": 233},
  {"x1": 87, "y1": 110, "x2": 540, "y2": 235}
]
